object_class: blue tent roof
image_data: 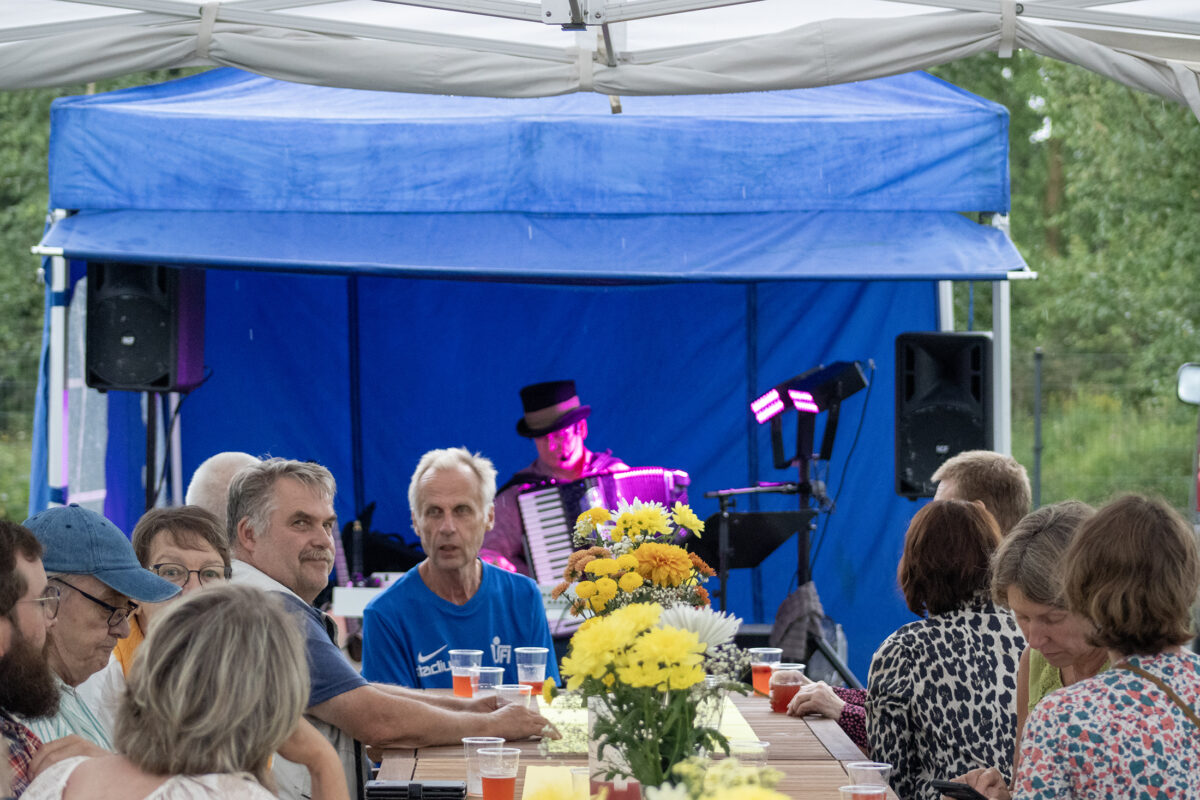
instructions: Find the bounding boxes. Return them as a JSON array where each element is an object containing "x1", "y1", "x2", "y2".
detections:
[{"x1": 41, "y1": 69, "x2": 1021, "y2": 280}]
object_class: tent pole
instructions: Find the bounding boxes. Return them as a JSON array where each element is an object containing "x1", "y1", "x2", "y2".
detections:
[
  {"x1": 992, "y1": 278, "x2": 1012, "y2": 456},
  {"x1": 937, "y1": 281, "x2": 955, "y2": 331},
  {"x1": 47, "y1": 209, "x2": 69, "y2": 506}
]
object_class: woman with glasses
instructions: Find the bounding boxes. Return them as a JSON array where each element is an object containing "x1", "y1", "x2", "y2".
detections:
[
  {"x1": 78, "y1": 506, "x2": 231, "y2": 738},
  {"x1": 24, "y1": 584, "x2": 349, "y2": 800}
]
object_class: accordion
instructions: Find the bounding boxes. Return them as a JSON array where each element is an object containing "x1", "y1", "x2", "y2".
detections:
[{"x1": 518, "y1": 467, "x2": 689, "y2": 633}]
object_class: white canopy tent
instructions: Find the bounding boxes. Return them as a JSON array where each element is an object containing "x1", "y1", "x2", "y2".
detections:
[{"x1": 2, "y1": 1, "x2": 1198, "y2": 118}]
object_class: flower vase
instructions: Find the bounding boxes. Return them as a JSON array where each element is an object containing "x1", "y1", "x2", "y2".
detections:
[{"x1": 587, "y1": 697, "x2": 641, "y2": 800}]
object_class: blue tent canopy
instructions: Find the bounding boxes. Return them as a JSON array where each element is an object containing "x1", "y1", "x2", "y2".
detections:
[{"x1": 33, "y1": 68, "x2": 1024, "y2": 679}]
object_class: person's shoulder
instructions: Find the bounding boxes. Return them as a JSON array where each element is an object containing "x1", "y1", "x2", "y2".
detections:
[
  {"x1": 482, "y1": 562, "x2": 541, "y2": 594},
  {"x1": 176, "y1": 772, "x2": 278, "y2": 799},
  {"x1": 21, "y1": 755, "x2": 89, "y2": 799}
]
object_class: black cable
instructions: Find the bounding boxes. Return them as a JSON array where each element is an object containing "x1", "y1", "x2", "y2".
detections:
[
  {"x1": 808, "y1": 360, "x2": 876, "y2": 577},
  {"x1": 150, "y1": 368, "x2": 213, "y2": 504}
]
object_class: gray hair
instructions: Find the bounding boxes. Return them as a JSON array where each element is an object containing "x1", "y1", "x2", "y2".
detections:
[
  {"x1": 185, "y1": 452, "x2": 260, "y2": 527},
  {"x1": 114, "y1": 584, "x2": 307, "y2": 790},
  {"x1": 227, "y1": 458, "x2": 336, "y2": 550},
  {"x1": 991, "y1": 500, "x2": 1095, "y2": 609},
  {"x1": 408, "y1": 447, "x2": 497, "y2": 517}
]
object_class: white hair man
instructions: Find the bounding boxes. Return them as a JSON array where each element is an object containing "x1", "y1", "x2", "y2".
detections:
[
  {"x1": 185, "y1": 451, "x2": 259, "y2": 528},
  {"x1": 228, "y1": 458, "x2": 552, "y2": 800},
  {"x1": 361, "y1": 448, "x2": 559, "y2": 688}
]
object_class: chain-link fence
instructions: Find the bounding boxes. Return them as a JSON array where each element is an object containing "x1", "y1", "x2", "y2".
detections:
[{"x1": 1011, "y1": 351, "x2": 1195, "y2": 512}]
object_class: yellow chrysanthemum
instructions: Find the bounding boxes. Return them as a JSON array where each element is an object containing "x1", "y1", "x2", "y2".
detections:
[
  {"x1": 615, "y1": 626, "x2": 705, "y2": 691},
  {"x1": 588, "y1": 595, "x2": 608, "y2": 612},
  {"x1": 584, "y1": 558, "x2": 620, "y2": 577},
  {"x1": 574, "y1": 580, "x2": 598, "y2": 599},
  {"x1": 594, "y1": 576, "x2": 618, "y2": 601},
  {"x1": 578, "y1": 616, "x2": 600, "y2": 633},
  {"x1": 611, "y1": 510, "x2": 638, "y2": 542},
  {"x1": 615, "y1": 553, "x2": 638, "y2": 571},
  {"x1": 632, "y1": 542, "x2": 694, "y2": 587},
  {"x1": 579, "y1": 507, "x2": 611, "y2": 526},
  {"x1": 617, "y1": 571, "x2": 644, "y2": 593},
  {"x1": 541, "y1": 676, "x2": 558, "y2": 704},
  {"x1": 671, "y1": 502, "x2": 705, "y2": 536}
]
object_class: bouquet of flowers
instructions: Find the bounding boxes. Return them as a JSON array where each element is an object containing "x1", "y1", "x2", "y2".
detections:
[
  {"x1": 646, "y1": 758, "x2": 786, "y2": 800},
  {"x1": 551, "y1": 499, "x2": 714, "y2": 616},
  {"x1": 555, "y1": 602, "x2": 730, "y2": 788}
]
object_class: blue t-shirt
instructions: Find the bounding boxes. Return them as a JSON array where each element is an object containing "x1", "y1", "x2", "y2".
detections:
[
  {"x1": 278, "y1": 592, "x2": 368, "y2": 706},
  {"x1": 360, "y1": 561, "x2": 560, "y2": 689}
]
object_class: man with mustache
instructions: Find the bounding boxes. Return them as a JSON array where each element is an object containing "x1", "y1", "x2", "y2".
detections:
[
  {"x1": 229, "y1": 458, "x2": 552, "y2": 800},
  {"x1": 18, "y1": 505, "x2": 180, "y2": 750}
]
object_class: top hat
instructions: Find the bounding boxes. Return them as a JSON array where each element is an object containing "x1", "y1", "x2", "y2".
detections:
[
  {"x1": 23, "y1": 504, "x2": 181, "y2": 603},
  {"x1": 516, "y1": 380, "x2": 592, "y2": 438}
]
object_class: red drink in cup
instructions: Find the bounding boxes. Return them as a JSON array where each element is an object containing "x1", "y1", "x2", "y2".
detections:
[
  {"x1": 519, "y1": 679, "x2": 544, "y2": 694},
  {"x1": 453, "y1": 672, "x2": 474, "y2": 698},
  {"x1": 770, "y1": 681, "x2": 801, "y2": 713},
  {"x1": 768, "y1": 662, "x2": 806, "y2": 714},
  {"x1": 481, "y1": 775, "x2": 516, "y2": 800},
  {"x1": 750, "y1": 663, "x2": 772, "y2": 696}
]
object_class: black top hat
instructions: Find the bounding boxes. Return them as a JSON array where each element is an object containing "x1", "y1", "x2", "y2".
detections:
[{"x1": 516, "y1": 380, "x2": 592, "y2": 438}]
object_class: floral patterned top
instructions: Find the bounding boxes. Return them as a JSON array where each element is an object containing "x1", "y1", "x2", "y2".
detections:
[
  {"x1": 1014, "y1": 650, "x2": 1200, "y2": 799},
  {"x1": 866, "y1": 592, "x2": 1024, "y2": 800}
]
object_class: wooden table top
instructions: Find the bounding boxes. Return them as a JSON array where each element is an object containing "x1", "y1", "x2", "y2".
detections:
[{"x1": 375, "y1": 693, "x2": 897, "y2": 799}]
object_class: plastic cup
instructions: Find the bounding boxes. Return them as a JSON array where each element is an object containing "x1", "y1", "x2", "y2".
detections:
[
  {"x1": 838, "y1": 786, "x2": 887, "y2": 800},
  {"x1": 462, "y1": 736, "x2": 505, "y2": 795},
  {"x1": 589, "y1": 776, "x2": 639, "y2": 800},
  {"x1": 768, "y1": 662, "x2": 806, "y2": 713},
  {"x1": 570, "y1": 768, "x2": 590, "y2": 800},
  {"x1": 747, "y1": 647, "x2": 782, "y2": 696},
  {"x1": 471, "y1": 666, "x2": 505, "y2": 695},
  {"x1": 496, "y1": 683, "x2": 533, "y2": 709},
  {"x1": 515, "y1": 646, "x2": 549, "y2": 693},
  {"x1": 846, "y1": 761, "x2": 893, "y2": 786},
  {"x1": 478, "y1": 746, "x2": 521, "y2": 800},
  {"x1": 451, "y1": 649, "x2": 483, "y2": 697},
  {"x1": 729, "y1": 739, "x2": 770, "y2": 768}
]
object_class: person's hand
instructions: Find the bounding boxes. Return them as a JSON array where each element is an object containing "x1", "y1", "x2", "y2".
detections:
[
  {"x1": 489, "y1": 701, "x2": 558, "y2": 740},
  {"x1": 786, "y1": 681, "x2": 845, "y2": 719},
  {"x1": 278, "y1": 718, "x2": 349, "y2": 800},
  {"x1": 953, "y1": 767, "x2": 1010, "y2": 800},
  {"x1": 29, "y1": 735, "x2": 108, "y2": 778}
]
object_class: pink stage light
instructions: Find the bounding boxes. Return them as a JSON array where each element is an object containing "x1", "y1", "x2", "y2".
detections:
[
  {"x1": 787, "y1": 389, "x2": 821, "y2": 414},
  {"x1": 751, "y1": 388, "x2": 786, "y2": 424}
]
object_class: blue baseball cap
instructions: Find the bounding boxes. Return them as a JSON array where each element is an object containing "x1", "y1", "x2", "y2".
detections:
[{"x1": 23, "y1": 504, "x2": 181, "y2": 603}]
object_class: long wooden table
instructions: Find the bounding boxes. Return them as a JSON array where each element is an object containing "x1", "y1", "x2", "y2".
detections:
[{"x1": 376, "y1": 693, "x2": 898, "y2": 799}]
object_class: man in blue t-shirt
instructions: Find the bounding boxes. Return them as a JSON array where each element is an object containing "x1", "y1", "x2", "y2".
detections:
[
  {"x1": 227, "y1": 458, "x2": 552, "y2": 800},
  {"x1": 362, "y1": 447, "x2": 559, "y2": 689}
]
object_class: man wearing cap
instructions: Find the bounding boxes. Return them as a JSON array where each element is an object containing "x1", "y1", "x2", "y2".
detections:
[
  {"x1": 483, "y1": 380, "x2": 628, "y2": 577},
  {"x1": 18, "y1": 505, "x2": 179, "y2": 750}
]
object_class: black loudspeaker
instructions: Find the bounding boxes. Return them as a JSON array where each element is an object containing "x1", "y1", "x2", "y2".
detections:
[
  {"x1": 895, "y1": 332, "x2": 993, "y2": 498},
  {"x1": 85, "y1": 262, "x2": 205, "y2": 392}
]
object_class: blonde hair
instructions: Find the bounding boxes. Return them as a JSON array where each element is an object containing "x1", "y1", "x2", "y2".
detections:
[
  {"x1": 931, "y1": 450, "x2": 1031, "y2": 533},
  {"x1": 408, "y1": 447, "x2": 497, "y2": 516},
  {"x1": 114, "y1": 584, "x2": 308, "y2": 788},
  {"x1": 1065, "y1": 494, "x2": 1200, "y2": 654},
  {"x1": 990, "y1": 500, "x2": 1095, "y2": 608}
]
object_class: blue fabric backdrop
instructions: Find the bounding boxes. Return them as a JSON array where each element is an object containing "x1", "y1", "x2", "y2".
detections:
[{"x1": 31, "y1": 68, "x2": 1020, "y2": 679}]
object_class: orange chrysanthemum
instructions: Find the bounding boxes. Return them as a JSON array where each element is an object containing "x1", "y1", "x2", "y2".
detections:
[
  {"x1": 550, "y1": 580, "x2": 571, "y2": 599},
  {"x1": 688, "y1": 552, "x2": 716, "y2": 577},
  {"x1": 694, "y1": 586, "x2": 711, "y2": 607}
]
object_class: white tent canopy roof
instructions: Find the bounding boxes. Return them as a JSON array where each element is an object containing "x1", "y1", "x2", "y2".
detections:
[{"x1": 3, "y1": 0, "x2": 1198, "y2": 115}]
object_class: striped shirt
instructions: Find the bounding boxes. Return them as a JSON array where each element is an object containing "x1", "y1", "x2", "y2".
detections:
[{"x1": 20, "y1": 678, "x2": 112, "y2": 751}]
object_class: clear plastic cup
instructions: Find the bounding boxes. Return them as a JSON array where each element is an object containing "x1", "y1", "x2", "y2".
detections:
[
  {"x1": 471, "y1": 666, "x2": 505, "y2": 695},
  {"x1": 477, "y1": 746, "x2": 521, "y2": 800},
  {"x1": 729, "y1": 739, "x2": 770, "y2": 768},
  {"x1": 746, "y1": 647, "x2": 782, "y2": 696},
  {"x1": 462, "y1": 736, "x2": 505, "y2": 795},
  {"x1": 846, "y1": 761, "x2": 893, "y2": 786},
  {"x1": 450, "y1": 649, "x2": 483, "y2": 697},
  {"x1": 768, "y1": 661, "x2": 806, "y2": 713},
  {"x1": 496, "y1": 683, "x2": 533, "y2": 709},
  {"x1": 838, "y1": 786, "x2": 887, "y2": 800},
  {"x1": 514, "y1": 646, "x2": 549, "y2": 692}
]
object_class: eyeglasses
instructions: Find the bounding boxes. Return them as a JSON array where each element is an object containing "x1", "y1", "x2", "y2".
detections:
[
  {"x1": 50, "y1": 577, "x2": 138, "y2": 627},
  {"x1": 16, "y1": 584, "x2": 61, "y2": 620},
  {"x1": 151, "y1": 562, "x2": 230, "y2": 587}
]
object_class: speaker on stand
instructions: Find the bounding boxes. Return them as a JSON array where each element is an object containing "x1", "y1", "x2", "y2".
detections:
[
  {"x1": 85, "y1": 262, "x2": 206, "y2": 510},
  {"x1": 895, "y1": 332, "x2": 992, "y2": 498}
]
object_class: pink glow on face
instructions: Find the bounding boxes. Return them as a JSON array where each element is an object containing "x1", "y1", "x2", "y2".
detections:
[
  {"x1": 751, "y1": 388, "x2": 786, "y2": 424},
  {"x1": 787, "y1": 390, "x2": 820, "y2": 414}
]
